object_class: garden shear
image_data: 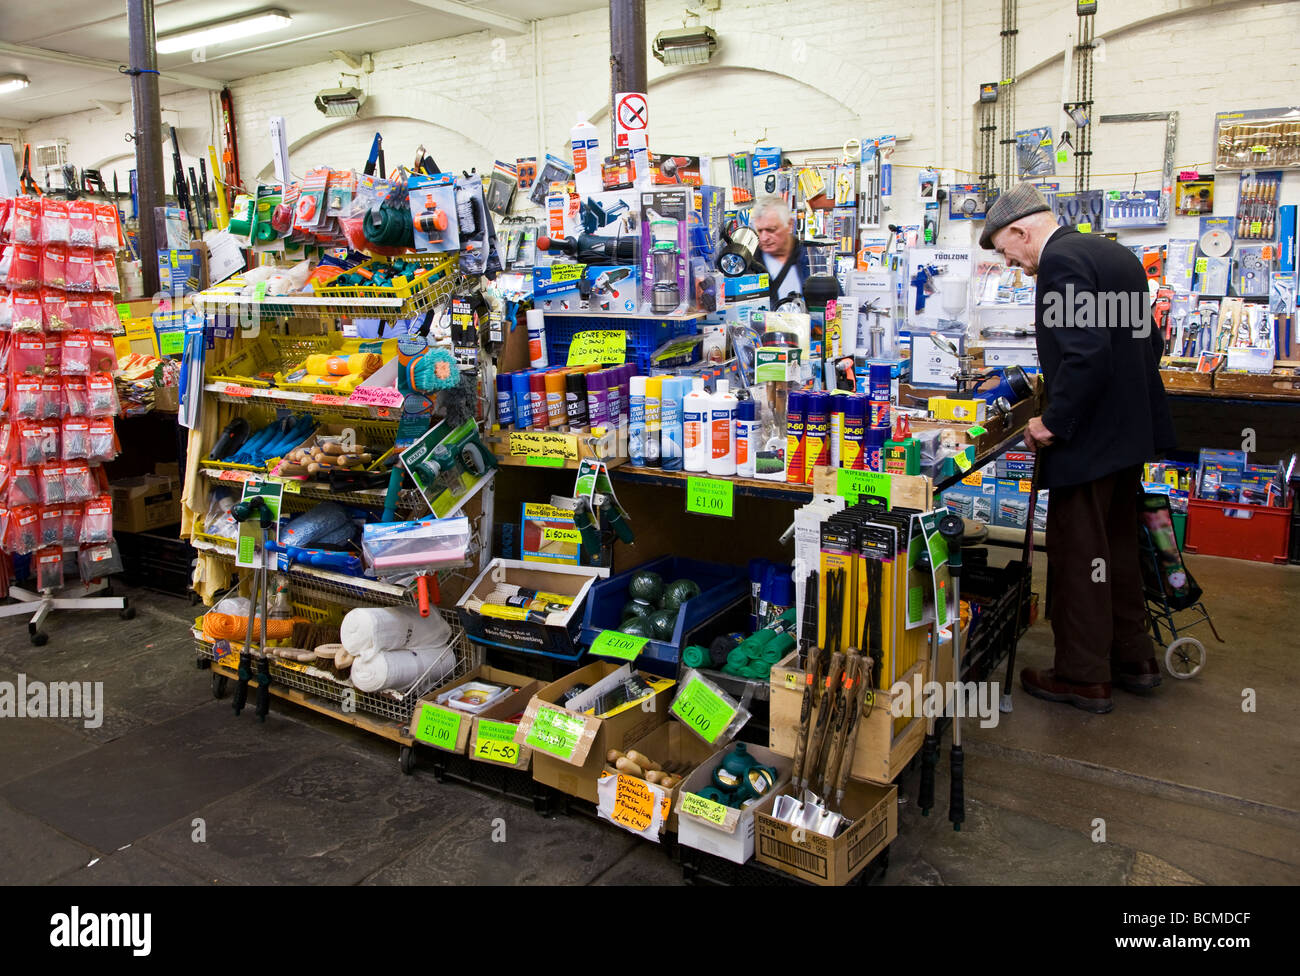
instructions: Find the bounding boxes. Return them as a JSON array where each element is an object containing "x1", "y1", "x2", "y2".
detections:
[{"x1": 20, "y1": 144, "x2": 41, "y2": 196}]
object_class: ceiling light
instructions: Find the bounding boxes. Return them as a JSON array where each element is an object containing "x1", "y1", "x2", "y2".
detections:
[
  {"x1": 652, "y1": 26, "x2": 718, "y2": 66},
  {"x1": 0, "y1": 74, "x2": 31, "y2": 96},
  {"x1": 315, "y1": 86, "x2": 366, "y2": 118},
  {"x1": 156, "y1": 10, "x2": 292, "y2": 55}
]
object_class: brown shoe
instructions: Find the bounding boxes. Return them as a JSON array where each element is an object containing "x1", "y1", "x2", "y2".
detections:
[
  {"x1": 1020, "y1": 668, "x2": 1113, "y2": 714},
  {"x1": 1112, "y1": 658, "x2": 1162, "y2": 693}
]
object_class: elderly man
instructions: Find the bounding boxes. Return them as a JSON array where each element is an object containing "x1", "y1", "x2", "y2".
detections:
[
  {"x1": 751, "y1": 196, "x2": 814, "y2": 309},
  {"x1": 981, "y1": 182, "x2": 1175, "y2": 714}
]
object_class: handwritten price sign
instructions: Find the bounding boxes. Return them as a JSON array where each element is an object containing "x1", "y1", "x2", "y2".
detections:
[
  {"x1": 567, "y1": 330, "x2": 627, "y2": 367},
  {"x1": 524, "y1": 705, "x2": 586, "y2": 761},
  {"x1": 670, "y1": 677, "x2": 737, "y2": 744},
  {"x1": 473, "y1": 719, "x2": 522, "y2": 765},
  {"x1": 680, "y1": 791, "x2": 729, "y2": 825},
  {"x1": 589, "y1": 629, "x2": 648, "y2": 662},
  {"x1": 836, "y1": 469, "x2": 892, "y2": 506},
  {"x1": 686, "y1": 477, "x2": 734, "y2": 518},
  {"x1": 412, "y1": 703, "x2": 462, "y2": 751}
]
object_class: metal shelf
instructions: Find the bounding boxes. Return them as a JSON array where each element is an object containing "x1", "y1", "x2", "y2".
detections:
[
  {"x1": 204, "y1": 383, "x2": 402, "y2": 420},
  {"x1": 610, "y1": 466, "x2": 815, "y2": 503},
  {"x1": 191, "y1": 537, "x2": 413, "y2": 606},
  {"x1": 199, "y1": 467, "x2": 428, "y2": 515},
  {"x1": 194, "y1": 270, "x2": 469, "y2": 321},
  {"x1": 541, "y1": 310, "x2": 706, "y2": 321}
]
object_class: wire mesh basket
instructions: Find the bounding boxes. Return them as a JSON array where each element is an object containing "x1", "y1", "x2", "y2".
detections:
[{"x1": 195, "y1": 607, "x2": 481, "y2": 724}]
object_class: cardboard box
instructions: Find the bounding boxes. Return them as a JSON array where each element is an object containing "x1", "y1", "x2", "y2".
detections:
[
  {"x1": 109, "y1": 471, "x2": 181, "y2": 533},
  {"x1": 410, "y1": 665, "x2": 539, "y2": 769},
  {"x1": 676, "y1": 741, "x2": 791, "y2": 864},
  {"x1": 768, "y1": 653, "x2": 925, "y2": 785},
  {"x1": 456, "y1": 558, "x2": 608, "y2": 658},
  {"x1": 755, "y1": 779, "x2": 897, "y2": 885},
  {"x1": 515, "y1": 661, "x2": 674, "y2": 804},
  {"x1": 597, "y1": 721, "x2": 718, "y2": 839}
]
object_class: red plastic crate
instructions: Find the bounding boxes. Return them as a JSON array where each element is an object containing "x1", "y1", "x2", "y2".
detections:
[{"x1": 1184, "y1": 498, "x2": 1291, "y2": 564}]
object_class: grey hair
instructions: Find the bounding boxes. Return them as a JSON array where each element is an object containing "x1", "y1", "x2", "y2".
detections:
[{"x1": 751, "y1": 195, "x2": 792, "y2": 226}]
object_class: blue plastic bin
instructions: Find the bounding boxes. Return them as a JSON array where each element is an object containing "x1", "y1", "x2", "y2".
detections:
[
  {"x1": 543, "y1": 315, "x2": 698, "y2": 373},
  {"x1": 580, "y1": 556, "x2": 748, "y2": 672}
]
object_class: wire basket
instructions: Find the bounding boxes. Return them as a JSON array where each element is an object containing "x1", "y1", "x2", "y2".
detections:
[
  {"x1": 273, "y1": 337, "x2": 399, "y2": 394},
  {"x1": 208, "y1": 334, "x2": 336, "y2": 388},
  {"x1": 315, "y1": 253, "x2": 458, "y2": 302},
  {"x1": 542, "y1": 314, "x2": 699, "y2": 372},
  {"x1": 195, "y1": 607, "x2": 480, "y2": 724}
]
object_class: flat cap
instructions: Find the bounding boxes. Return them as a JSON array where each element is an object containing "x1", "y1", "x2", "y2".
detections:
[{"x1": 979, "y1": 181, "x2": 1052, "y2": 250}]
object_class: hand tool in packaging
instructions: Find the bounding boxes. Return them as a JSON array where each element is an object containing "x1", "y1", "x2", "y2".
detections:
[{"x1": 231, "y1": 496, "x2": 275, "y2": 721}]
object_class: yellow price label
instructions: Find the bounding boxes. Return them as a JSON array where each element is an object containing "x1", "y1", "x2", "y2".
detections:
[
  {"x1": 961, "y1": 472, "x2": 984, "y2": 487},
  {"x1": 1019, "y1": 479, "x2": 1032, "y2": 493},
  {"x1": 1250, "y1": 221, "x2": 1262, "y2": 234},
  {"x1": 509, "y1": 429, "x2": 578, "y2": 461},
  {"x1": 1195, "y1": 258, "x2": 1209, "y2": 273},
  {"x1": 1077, "y1": 222, "x2": 1092, "y2": 234},
  {"x1": 543, "y1": 526, "x2": 582, "y2": 544},
  {"x1": 567, "y1": 330, "x2": 627, "y2": 367},
  {"x1": 472, "y1": 719, "x2": 522, "y2": 765},
  {"x1": 681, "y1": 791, "x2": 729, "y2": 825}
]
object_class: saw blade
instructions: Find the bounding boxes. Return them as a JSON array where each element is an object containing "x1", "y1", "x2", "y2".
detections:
[{"x1": 1199, "y1": 228, "x2": 1232, "y2": 258}]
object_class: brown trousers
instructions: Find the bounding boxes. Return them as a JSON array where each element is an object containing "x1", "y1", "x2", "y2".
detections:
[{"x1": 1045, "y1": 465, "x2": 1153, "y2": 684}]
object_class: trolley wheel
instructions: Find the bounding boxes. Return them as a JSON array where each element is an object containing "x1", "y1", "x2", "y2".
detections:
[
  {"x1": 120, "y1": 606, "x2": 136, "y2": 621},
  {"x1": 1165, "y1": 636, "x2": 1206, "y2": 679},
  {"x1": 399, "y1": 745, "x2": 416, "y2": 776},
  {"x1": 212, "y1": 673, "x2": 228, "y2": 699},
  {"x1": 30, "y1": 630, "x2": 48, "y2": 647}
]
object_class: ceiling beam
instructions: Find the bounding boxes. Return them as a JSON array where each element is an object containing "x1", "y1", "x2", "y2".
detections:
[
  {"x1": 0, "y1": 41, "x2": 225, "y2": 92},
  {"x1": 403, "y1": 0, "x2": 528, "y2": 35}
]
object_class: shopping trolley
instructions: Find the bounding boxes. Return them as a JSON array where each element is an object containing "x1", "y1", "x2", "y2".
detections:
[{"x1": 1138, "y1": 492, "x2": 1224, "y2": 678}]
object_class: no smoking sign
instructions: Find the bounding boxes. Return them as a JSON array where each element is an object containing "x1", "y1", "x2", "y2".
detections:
[{"x1": 615, "y1": 91, "x2": 648, "y2": 148}]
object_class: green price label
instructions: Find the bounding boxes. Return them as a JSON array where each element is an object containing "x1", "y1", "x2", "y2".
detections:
[
  {"x1": 590, "y1": 629, "x2": 649, "y2": 661},
  {"x1": 413, "y1": 704, "x2": 462, "y2": 750},
  {"x1": 907, "y1": 585, "x2": 923, "y2": 622},
  {"x1": 525, "y1": 705, "x2": 586, "y2": 761},
  {"x1": 966, "y1": 425, "x2": 988, "y2": 437},
  {"x1": 158, "y1": 330, "x2": 184, "y2": 356},
  {"x1": 1077, "y1": 221, "x2": 1092, "y2": 234},
  {"x1": 1250, "y1": 221, "x2": 1262, "y2": 235},
  {"x1": 686, "y1": 476, "x2": 734, "y2": 518},
  {"x1": 526, "y1": 455, "x2": 566, "y2": 468},
  {"x1": 953, "y1": 451, "x2": 972, "y2": 473},
  {"x1": 116, "y1": 302, "x2": 132, "y2": 321},
  {"x1": 473, "y1": 719, "x2": 522, "y2": 765},
  {"x1": 680, "y1": 791, "x2": 729, "y2": 825},
  {"x1": 671, "y1": 678, "x2": 737, "y2": 744},
  {"x1": 1056, "y1": 149, "x2": 1069, "y2": 164},
  {"x1": 253, "y1": 282, "x2": 268, "y2": 301},
  {"x1": 237, "y1": 535, "x2": 255, "y2": 564},
  {"x1": 1195, "y1": 258, "x2": 1208, "y2": 273},
  {"x1": 836, "y1": 469, "x2": 892, "y2": 507}
]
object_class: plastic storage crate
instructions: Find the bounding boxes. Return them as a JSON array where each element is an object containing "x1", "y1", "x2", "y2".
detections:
[
  {"x1": 1184, "y1": 498, "x2": 1291, "y2": 564},
  {"x1": 543, "y1": 315, "x2": 698, "y2": 373},
  {"x1": 580, "y1": 555, "x2": 748, "y2": 673}
]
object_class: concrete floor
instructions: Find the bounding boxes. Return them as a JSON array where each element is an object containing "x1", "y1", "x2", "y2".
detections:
[{"x1": 1, "y1": 552, "x2": 1297, "y2": 886}]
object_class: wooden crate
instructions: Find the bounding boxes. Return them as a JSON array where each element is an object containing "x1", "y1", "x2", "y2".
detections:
[
  {"x1": 768, "y1": 653, "x2": 925, "y2": 786},
  {"x1": 1212, "y1": 368, "x2": 1300, "y2": 399},
  {"x1": 1160, "y1": 367, "x2": 1215, "y2": 393}
]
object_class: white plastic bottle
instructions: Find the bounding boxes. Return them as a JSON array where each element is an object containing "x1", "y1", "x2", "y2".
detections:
[
  {"x1": 571, "y1": 116, "x2": 602, "y2": 198},
  {"x1": 683, "y1": 377, "x2": 709, "y2": 472},
  {"x1": 707, "y1": 379, "x2": 737, "y2": 476}
]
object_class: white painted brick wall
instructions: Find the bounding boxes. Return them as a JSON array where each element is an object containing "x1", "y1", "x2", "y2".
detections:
[{"x1": 15, "y1": 0, "x2": 1299, "y2": 245}]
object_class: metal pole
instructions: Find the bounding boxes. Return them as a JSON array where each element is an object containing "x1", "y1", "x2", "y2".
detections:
[
  {"x1": 608, "y1": 0, "x2": 647, "y2": 148},
  {"x1": 127, "y1": 0, "x2": 165, "y2": 297}
]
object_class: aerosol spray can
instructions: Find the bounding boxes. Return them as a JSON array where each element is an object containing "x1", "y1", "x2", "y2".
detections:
[
  {"x1": 628, "y1": 375, "x2": 646, "y2": 466},
  {"x1": 803, "y1": 391, "x2": 831, "y2": 484},
  {"x1": 545, "y1": 369, "x2": 567, "y2": 428},
  {"x1": 566, "y1": 371, "x2": 589, "y2": 432},
  {"x1": 785, "y1": 390, "x2": 808, "y2": 485},
  {"x1": 526, "y1": 309, "x2": 548, "y2": 368},
  {"x1": 644, "y1": 375, "x2": 663, "y2": 467},
  {"x1": 495, "y1": 372, "x2": 514, "y2": 428}
]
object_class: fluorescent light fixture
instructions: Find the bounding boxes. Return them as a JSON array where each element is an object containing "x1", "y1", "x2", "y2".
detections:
[
  {"x1": 652, "y1": 26, "x2": 718, "y2": 66},
  {"x1": 0, "y1": 74, "x2": 31, "y2": 95},
  {"x1": 156, "y1": 9, "x2": 293, "y2": 54}
]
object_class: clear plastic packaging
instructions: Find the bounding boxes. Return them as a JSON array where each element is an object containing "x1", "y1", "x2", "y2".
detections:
[
  {"x1": 0, "y1": 507, "x2": 9, "y2": 551},
  {"x1": 39, "y1": 504, "x2": 62, "y2": 547},
  {"x1": 39, "y1": 463, "x2": 66, "y2": 505},
  {"x1": 40, "y1": 421, "x2": 60, "y2": 462},
  {"x1": 667, "y1": 667, "x2": 754, "y2": 744},
  {"x1": 93, "y1": 253, "x2": 120, "y2": 293},
  {"x1": 65, "y1": 294, "x2": 91, "y2": 331},
  {"x1": 88, "y1": 294, "x2": 119, "y2": 333},
  {"x1": 61, "y1": 417, "x2": 90, "y2": 460},
  {"x1": 42, "y1": 243, "x2": 67, "y2": 288},
  {"x1": 80, "y1": 494, "x2": 113, "y2": 544},
  {"x1": 7, "y1": 505, "x2": 39, "y2": 554},
  {"x1": 41, "y1": 289, "x2": 72, "y2": 332},
  {"x1": 11, "y1": 292, "x2": 44, "y2": 332},
  {"x1": 64, "y1": 247, "x2": 95, "y2": 292},
  {"x1": 0, "y1": 243, "x2": 11, "y2": 286},
  {"x1": 18, "y1": 423, "x2": 47, "y2": 465},
  {"x1": 9, "y1": 243, "x2": 41, "y2": 289},
  {"x1": 43, "y1": 332, "x2": 61, "y2": 373},
  {"x1": 69, "y1": 201, "x2": 98, "y2": 247},
  {"x1": 60, "y1": 332, "x2": 92, "y2": 374},
  {"x1": 89, "y1": 334, "x2": 116, "y2": 372},
  {"x1": 12, "y1": 378, "x2": 44, "y2": 419},
  {"x1": 13, "y1": 197, "x2": 41, "y2": 245},
  {"x1": 0, "y1": 292, "x2": 11, "y2": 331},
  {"x1": 361, "y1": 516, "x2": 472, "y2": 585},
  {"x1": 88, "y1": 417, "x2": 117, "y2": 462},
  {"x1": 64, "y1": 376, "x2": 89, "y2": 416},
  {"x1": 35, "y1": 544, "x2": 64, "y2": 590},
  {"x1": 86, "y1": 373, "x2": 118, "y2": 417},
  {"x1": 79, "y1": 540, "x2": 124, "y2": 582},
  {"x1": 41, "y1": 199, "x2": 70, "y2": 245},
  {"x1": 61, "y1": 504, "x2": 83, "y2": 546},
  {"x1": 62, "y1": 460, "x2": 96, "y2": 504},
  {"x1": 94, "y1": 203, "x2": 121, "y2": 251},
  {"x1": 40, "y1": 377, "x2": 63, "y2": 419},
  {"x1": 0, "y1": 460, "x2": 9, "y2": 496},
  {"x1": 0, "y1": 198, "x2": 10, "y2": 241}
]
